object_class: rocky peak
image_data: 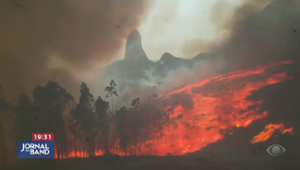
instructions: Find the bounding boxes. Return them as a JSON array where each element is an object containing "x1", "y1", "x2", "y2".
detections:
[
  {"x1": 124, "y1": 29, "x2": 148, "y2": 60},
  {"x1": 127, "y1": 29, "x2": 141, "y2": 43},
  {"x1": 160, "y1": 52, "x2": 176, "y2": 60},
  {"x1": 158, "y1": 52, "x2": 185, "y2": 64}
]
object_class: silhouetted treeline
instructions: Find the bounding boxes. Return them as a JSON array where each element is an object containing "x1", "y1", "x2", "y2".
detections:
[{"x1": 0, "y1": 80, "x2": 170, "y2": 167}]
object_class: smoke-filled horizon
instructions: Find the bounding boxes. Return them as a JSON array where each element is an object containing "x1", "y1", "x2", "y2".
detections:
[
  {"x1": 1, "y1": 0, "x2": 299, "y2": 103},
  {"x1": 104, "y1": 0, "x2": 300, "y2": 109},
  {"x1": 0, "y1": 0, "x2": 153, "y2": 103}
]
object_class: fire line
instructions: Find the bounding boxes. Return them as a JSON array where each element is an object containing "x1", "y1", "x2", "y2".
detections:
[{"x1": 55, "y1": 61, "x2": 296, "y2": 159}]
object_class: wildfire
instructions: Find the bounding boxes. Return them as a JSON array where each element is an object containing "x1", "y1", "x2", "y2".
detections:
[
  {"x1": 250, "y1": 123, "x2": 294, "y2": 143},
  {"x1": 55, "y1": 61, "x2": 295, "y2": 159}
]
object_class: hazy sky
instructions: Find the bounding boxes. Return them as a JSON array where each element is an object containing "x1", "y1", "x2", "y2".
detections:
[
  {"x1": 139, "y1": 0, "x2": 245, "y2": 60},
  {"x1": 4, "y1": 0, "x2": 296, "y2": 103},
  {"x1": 85, "y1": 0, "x2": 246, "y2": 94}
]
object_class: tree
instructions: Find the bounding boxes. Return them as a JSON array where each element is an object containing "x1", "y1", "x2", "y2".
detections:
[
  {"x1": 131, "y1": 98, "x2": 140, "y2": 109},
  {"x1": 68, "y1": 117, "x2": 81, "y2": 156},
  {"x1": 15, "y1": 93, "x2": 35, "y2": 141},
  {"x1": 70, "y1": 82, "x2": 96, "y2": 157},
  {"x1": 131, "y1": 98, "x2": 140, "y2": 154},
  {"x1": 115, "y1": 106, "x2": 127, "y2": 155},
  {"x1": 94, "y1": 96, "x2": 110, "y2": 154},
  {"x1": 33, "y1": 81, "x2": 74, "y2": 158},
  {"x1": 105, "y1": 80, "x2": 118, "y2": 113}
]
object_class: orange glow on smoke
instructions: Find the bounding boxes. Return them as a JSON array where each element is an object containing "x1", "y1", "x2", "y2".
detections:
[
  {"x1": 55, "y1": 61, "x2": 295, "y2": 159},
  {"x1": 250, "y1": 123, "x2": 294, "y2": 143}
]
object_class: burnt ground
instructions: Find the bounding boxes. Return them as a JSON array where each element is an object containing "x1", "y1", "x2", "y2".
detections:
[{"x1": 9, "y1": 154, "x2": 300, "y2": 170}]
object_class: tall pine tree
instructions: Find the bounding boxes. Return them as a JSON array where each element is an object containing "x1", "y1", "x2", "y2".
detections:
[
  {"x1": 70, "y1": 82, "x2": 96, "y2": 156},
  {"x1": 94, "y1": 96, "x2": 110, "y2": 154}
]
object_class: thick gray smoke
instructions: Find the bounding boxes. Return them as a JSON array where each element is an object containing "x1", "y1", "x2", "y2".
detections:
[
  {"x1": 103, "y1": 0, "x2": 300, "y2": 108},
  {"x1": 0, "y1": 0, "x2": 153, "y2": 102},
  {"x1": 185, "y1": 0, "x2": 300, "y2": 70},
  {"x1": 1, "y1": 0, "x2": 299, "y2": 105}
]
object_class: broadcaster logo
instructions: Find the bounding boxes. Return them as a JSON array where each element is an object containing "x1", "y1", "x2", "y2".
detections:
[{"x1": 17, "y1": 141, "x2": 54, "y2": 158}]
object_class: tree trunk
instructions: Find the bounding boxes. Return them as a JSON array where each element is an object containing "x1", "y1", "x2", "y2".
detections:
[
  {"x1": 62, "y1": 132, "x2": 66, "y2": 159},
  {"x1": 104, "y1": 121, "x2": 110, "y2": 155},
  {"x1": 89, "y1": 136, "x2": 95, "y2": 157},
  {"x1": 74, "y1": 140, "x2": 77, "y2": 157},
  {"x1": 56, "y1": 143, "x2": 61, "y2": 159}
]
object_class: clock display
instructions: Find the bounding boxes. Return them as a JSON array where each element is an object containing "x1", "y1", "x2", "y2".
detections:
[{"x1": 32, "y1": 133, "x2": 54, "y2": 141}]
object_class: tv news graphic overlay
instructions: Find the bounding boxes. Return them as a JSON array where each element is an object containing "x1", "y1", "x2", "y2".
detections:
[
  {"x1": 266, "y1": 144, "x2": 287, "y2": 157},
  {"x1": 17, "y1": 141, "x2": 54, "y2": 158},
  {"x1": 32, "y1": 133, "x2": 54, "y2": 141}
]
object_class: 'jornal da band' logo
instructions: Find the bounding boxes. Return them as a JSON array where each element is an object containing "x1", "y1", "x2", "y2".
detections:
[
  {"x1": 17, "y1": 141, "x2": 54, "y2": 158},
  {"x1": 20, "y1": 142, "x2": 50, "y2": 155}
]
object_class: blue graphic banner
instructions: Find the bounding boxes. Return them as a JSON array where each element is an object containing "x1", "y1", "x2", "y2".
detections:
[{"x1": 17, "y1": 141, "x2": 54, "y2": 158}]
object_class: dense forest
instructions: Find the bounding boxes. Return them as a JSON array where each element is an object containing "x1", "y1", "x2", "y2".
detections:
[{"x1": 0, "y1": 79, "x2": 171, "y2": 166}]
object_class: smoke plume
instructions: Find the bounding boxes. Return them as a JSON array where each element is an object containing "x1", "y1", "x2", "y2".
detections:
[
  {"x1": 184, "y1": 0, "x2": 300, "y2": 70},
  {"x1": 106, "y1": 0, "x2": 300, "y2": 109},
  {"x1": 0, "y1": 0, "x2": 153, "y2": 102}
]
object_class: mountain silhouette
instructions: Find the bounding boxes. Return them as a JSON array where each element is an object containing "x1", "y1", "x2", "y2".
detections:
[{"x1": 104, "y1": 30, "x2": 211, "y2": 82}]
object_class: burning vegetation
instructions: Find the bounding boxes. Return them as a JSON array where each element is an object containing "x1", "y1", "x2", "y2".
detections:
[
  {"x1": 0, "y1": 60, "x2": 297, "y2": 163},
  {"x1": 250, "y1": 123, "x2": 294, "y2": 144}
]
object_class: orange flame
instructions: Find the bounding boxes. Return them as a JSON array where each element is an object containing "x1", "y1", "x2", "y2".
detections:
[
  {"x1": 55, "y1": 61, "x2": 295, "y2": 159},
  {"x1": 250, "y1": 123, "x2": 294, "y2": 143}
]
